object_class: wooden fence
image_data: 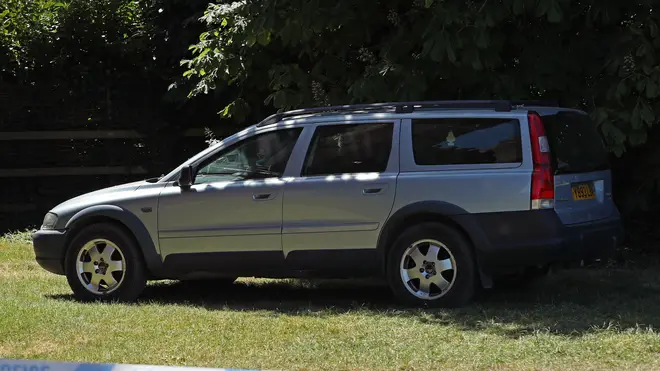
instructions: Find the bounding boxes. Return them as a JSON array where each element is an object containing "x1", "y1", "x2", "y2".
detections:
[{"x1": 0, "y1": 128, "x2": 208, "y2": 232}]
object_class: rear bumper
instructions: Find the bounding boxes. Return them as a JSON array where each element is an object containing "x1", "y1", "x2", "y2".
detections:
[
  {"x1": 561, "y1": 217, "x2": 623, "y2": 261},
  {"x1": 32, "y1": 229, "x2": 68, "y2": 275},
  {"x1": 456, "y1": 210, "x2": 623, "y2": 275}
]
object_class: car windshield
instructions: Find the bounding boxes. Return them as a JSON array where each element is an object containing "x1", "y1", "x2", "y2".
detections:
[{"x1": 159, "y1": 127, "x2": 254, "y2": 182}]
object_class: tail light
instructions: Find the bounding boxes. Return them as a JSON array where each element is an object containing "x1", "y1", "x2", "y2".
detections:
[{"x1": 528, "y1": 111, "x2": 554, "y2": 209}]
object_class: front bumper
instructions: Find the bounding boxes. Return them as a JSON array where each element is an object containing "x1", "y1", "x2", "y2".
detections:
[{"x1": 32, "y1": 229, "x2": 68, "y2": 275}]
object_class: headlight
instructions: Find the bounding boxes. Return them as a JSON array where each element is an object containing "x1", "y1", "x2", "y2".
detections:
[{"x1": 41, "y1": 212, "x2": 59, "y2": 230}]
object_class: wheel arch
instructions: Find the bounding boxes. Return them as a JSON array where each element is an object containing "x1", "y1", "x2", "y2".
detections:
[
  {"x1": 64, "y1": 205, "x2": 165, "y2": 278},
  {"x1": 376, "y1": 201, "x2": 493, "y2": 288}
]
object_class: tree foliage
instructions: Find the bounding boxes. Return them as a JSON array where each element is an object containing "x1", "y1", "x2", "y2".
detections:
[
  {"x1": 0, "y1": 0, "x2": 218, "y2": 171},
  {"x1": 184, "y1": 0, "x2": 659, "y2": 150}
]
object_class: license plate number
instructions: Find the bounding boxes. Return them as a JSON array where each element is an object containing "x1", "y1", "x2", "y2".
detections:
[{"x1": 571, "y1": 183, "x2": 596, "y2": 200}]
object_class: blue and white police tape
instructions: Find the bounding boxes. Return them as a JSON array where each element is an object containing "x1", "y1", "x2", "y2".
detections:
[{"x1": 0, "y1": 359, "x2": 258, "y2": 371}]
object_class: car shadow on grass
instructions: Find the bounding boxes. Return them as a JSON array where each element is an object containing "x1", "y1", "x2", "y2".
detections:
[{"x1": 50, "y1": 266, "x2": 660, "y2": 338}]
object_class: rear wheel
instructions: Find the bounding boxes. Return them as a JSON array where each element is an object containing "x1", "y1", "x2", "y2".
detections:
[
  {"x1": 65, "y1": 223, "x2": 146, "y2": 302},
  {"x1": 387, "y1": 222, "x2": 476, "y2": 307}
]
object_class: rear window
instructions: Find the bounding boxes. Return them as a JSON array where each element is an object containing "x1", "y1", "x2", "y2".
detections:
[
  {"x1": 411, "y1": 118, "x2": 522, "y2": 165},
  {"x1": 302, "y1": 123, "x2": 393, "y2": 176},
  {"x1": 542, "y1": 112, "x2": 610, "y2": 174}
]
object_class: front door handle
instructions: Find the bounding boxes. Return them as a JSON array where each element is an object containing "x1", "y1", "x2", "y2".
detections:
[{"x1": 253, "y1": 193, "x2": 273, "y2": 201}]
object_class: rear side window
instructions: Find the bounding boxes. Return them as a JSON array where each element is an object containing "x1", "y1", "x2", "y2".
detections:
[
  {"x1": 542, "y1": 112, "x2": 609, "y2": 174},
  {"x1": 302, "y1": 123, "x2": 393, "y2": 176},
  {"x1": 411, "y1": 118, "x2": 522, "y2": 165}
]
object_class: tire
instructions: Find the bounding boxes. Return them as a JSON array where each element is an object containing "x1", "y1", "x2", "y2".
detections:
[
  {"x1": 65, "y1": 223, "x2": 147, "y2": 302},
  {"x1": 387, "y1": 222, "x2": 476, "y2": 308}
]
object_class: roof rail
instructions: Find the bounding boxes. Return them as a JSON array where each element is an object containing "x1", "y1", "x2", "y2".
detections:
[{"x1": 256, "y1": 100, "x2": 559, "y2": 127}]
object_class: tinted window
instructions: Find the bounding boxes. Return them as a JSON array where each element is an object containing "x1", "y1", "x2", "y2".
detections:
[
  {"x1": 542, "y1": 112, "x2": 609, "y2": 174},
  {"x1": 302, "y1": 123, "x2": 393, "y2": 176},
  {"x1": 195, "y1": 128, "x2": 302, "y2": 184},
  {"x1": 412, "y1": 118, "x2": 522, "y2": 165}
]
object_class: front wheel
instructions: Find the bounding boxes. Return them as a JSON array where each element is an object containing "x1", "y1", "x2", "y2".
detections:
[
  {"x1": 65, "y1": 223, "x2": 147, "y2": 302},
  {"x1": 387, "y1": 223, "x2": 476, "y2": 308}
]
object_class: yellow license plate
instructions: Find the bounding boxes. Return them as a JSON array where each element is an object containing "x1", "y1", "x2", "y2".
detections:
[{"x1": 571, "y1": 183, "x2": 596, "y2": 200}]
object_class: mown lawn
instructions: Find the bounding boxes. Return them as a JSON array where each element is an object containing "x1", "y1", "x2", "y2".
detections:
[{"x1": 1, "y1": 232, "x2": 660, "y2": 370}]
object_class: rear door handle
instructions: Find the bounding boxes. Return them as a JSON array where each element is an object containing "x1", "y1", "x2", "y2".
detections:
[
  {"x1": 362, "y1": 188, "x2": 383, "y2": 195},
  {"x1": 252, "y1": 193, "x2": 273, "y2": 201}
]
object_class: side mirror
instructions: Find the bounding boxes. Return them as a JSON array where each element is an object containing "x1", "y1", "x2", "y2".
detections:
[{"x1": 177, "y1": 165, "x2": 193, "y2": 188}]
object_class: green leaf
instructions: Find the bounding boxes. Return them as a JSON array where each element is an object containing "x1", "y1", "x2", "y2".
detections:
[
  {"x1": 273, "y1": 90, "x2": 287, "y2": 108},
  {"x1": 421, "y1": 39, "x2": 434, "y2": 57},
  {"x1": 631, "y1": 103, "x2": 642, "y2": 129},
  {"x1": 592, "y1": 108, "x2": 608, "y2": 124},
  {"x1": 219, "y1": 103, "x2": 232, "y2": 117},
  {"x1": 641, "y1": 100, "x2": 655, "y2": 126},
  {"x1": 636, "y1": 43, "x2": 647, "y2": 57},
  {"x1": 264, "y1": 93, "x2": 274, "y2": 106},
  {"x1": 446, "y1": 43, "x2": 457, "y2": 64},
  {"x1": 484, "y1": 13, "x2": 496, "y2": 27},
  {"x1": 646, "y1": 79, "x2": 658, "y2": 99},
  {"x1": 628, "y1": 129, "x2": 647, "y2": 146},
  {"x1": 476, "y1": 29, "x2": 490, "y2": 49},
  {"x1": 650, "y1": 21, "x2": 659, "y2": 38},
  {"x1": 246, "y1": 33, "x2": 256, "y2": 47},
  {"x1": 280, "y1": 23, "x2": 293, "y2": 46},
  {"x1": 615, "y1": 82, "x2": 629, "y2": 99},
  {"x1": 600, "y1": 120, "x2": 626, "y2": 145},
  {"x1": 430, "y1": 40, "x2": 445, "y2": 62},
  {"x1": 425, "y1": 0, "x2": 434, "y2": 8},
  {"x1": 512, "y1": 0, "x2": 525, "y2": 15},
  {"x1": 257, "y1": 31, "x2": 270, "y2": 46},
  {"x1": 198, "y1": 47, "x2": 210, "y2": 59},
  {"x1": 535, "y1": 0, "x2": 550, "y2": 17},
  {"x1": 547, "y1": 1, "x2": 563, "y2": 23}
]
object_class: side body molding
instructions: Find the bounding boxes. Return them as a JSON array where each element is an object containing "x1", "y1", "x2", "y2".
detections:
[{"x1": 65, "y1": 205, "x2": 165, "y2": 278}]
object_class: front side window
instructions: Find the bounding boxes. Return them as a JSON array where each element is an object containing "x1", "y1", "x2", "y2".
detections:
[
  {"x1": 302, "y1": 123, "x2": 393, "y2": 176},
  {"x1": 412, "y1": 118, "x2": 522, "y2": 165},
  {"x1": 195, "y1": 128, "x2": 302, "y2": 184}
]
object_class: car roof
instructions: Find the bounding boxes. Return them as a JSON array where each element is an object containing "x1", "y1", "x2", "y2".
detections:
[{"x1": 254, "y1": 101, "x2": 585, "y2": 129}]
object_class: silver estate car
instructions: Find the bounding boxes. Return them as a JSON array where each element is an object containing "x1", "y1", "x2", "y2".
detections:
[{"x1": 32, "y1": 100, "x2": 623, "y2": 307}]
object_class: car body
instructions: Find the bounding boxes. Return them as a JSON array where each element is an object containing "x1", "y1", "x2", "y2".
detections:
[{"x1": 32, "y1": 100, "x2": 623, "y2": 306}]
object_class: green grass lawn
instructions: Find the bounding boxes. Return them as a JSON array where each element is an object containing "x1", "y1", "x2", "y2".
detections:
[{"x1": 1, "y1": 232, "x2": 660, "y2": 370}]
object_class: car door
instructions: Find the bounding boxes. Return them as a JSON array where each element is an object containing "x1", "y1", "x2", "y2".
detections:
[
  {"x1": 281, "y1": 120, "x2": 400, "y2": 274},
  {"x1": 157, "y1": 127, "x2": 303, "y2": 276}
]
